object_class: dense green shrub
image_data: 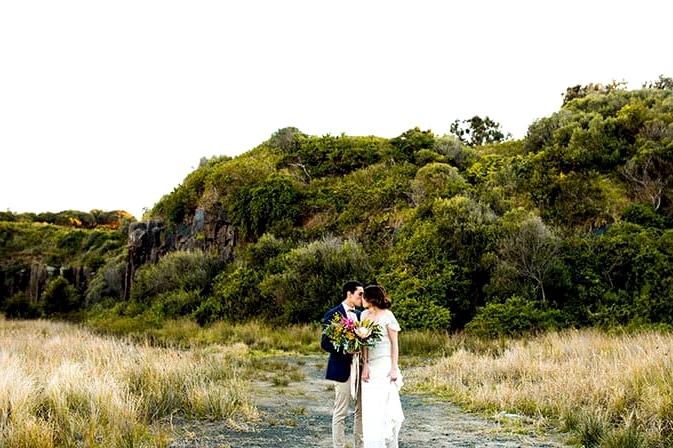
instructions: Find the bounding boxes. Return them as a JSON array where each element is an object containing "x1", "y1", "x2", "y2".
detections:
[
  {"x1": 278, "y1": 134, "x2": 386, "y2": 178},
  {"x1": 195, "y1": 265, "x2": 265, "y2": 325},
  {"x1": 410, "y1": 162, "x2": 470, "y2": 205},
  {"x1": 0, "y1": 211, "x2": 17, "y2": 222},
  {"x1": 42, "y1": 276, "x2": 81, "y2": 316},
  {"x1": 152, "y1": 164, "x2": 213, "y2": 223},
  {"x1": 196, "y1": 237, "x2": 373, "y2": 326},
  {"x1": 244, "y1": 233, "x2": 293, "y2": 268},
  {"x1": 621, "y1": 203, "x2": 666, "y2": 228},
  {"x1": 331, "y1": 162, "x2": 416, "y2": 238},
  {"x1": 465, "y1": 295, "x2": 562, "y2": 338},
  {"x1": 389, "y1": 127, "x2": 435, "y2": 162},
  {"x1": 192, "y1": 234, "x2": 294, "y2": 325},
  {"x1": 383, "y1": 196, "x2": 498, "y2": 329},
  {"x1": 384, "y1": 274, "x2": 452, "y2": 330},
  {"x1": 558, "y1": 224, "x2": 673, "y2": 328},
  {"x1": 3, "y1": 292, "x2": 41, "y2": 319},
  {"x1": 151, "y1": 289, "x2": 203, "y2": 319},
  {"x1": 229, "y1": 173, "x2": 306, "y2": 239},
  {"x1": 259, "y1": 237, "x2": 373, "y2": 324},
  {"x1": 432, "y1": 135, "x2": 478, "y2": 170},
  {"x1": 130, "y1": 250, "x2": 223, "y2": 306}
]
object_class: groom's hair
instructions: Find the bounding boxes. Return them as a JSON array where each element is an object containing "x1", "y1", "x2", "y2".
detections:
[{"x1": 342, "y1": 280, "x2": 363, "y2": 300}]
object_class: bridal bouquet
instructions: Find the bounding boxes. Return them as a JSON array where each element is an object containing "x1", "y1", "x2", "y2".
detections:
[{"x1": 323, "y1": 313, "x2": 383, "y2": 353}]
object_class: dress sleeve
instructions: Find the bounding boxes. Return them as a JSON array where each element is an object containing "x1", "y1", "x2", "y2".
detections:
[{"x1": 385, "y1": 310, "x2": 401, "y2": 332}]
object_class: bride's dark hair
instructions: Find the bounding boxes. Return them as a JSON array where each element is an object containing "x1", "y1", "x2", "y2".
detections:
[{"x1": 364, "y1": 285, "x2": 391, "y2": 309}]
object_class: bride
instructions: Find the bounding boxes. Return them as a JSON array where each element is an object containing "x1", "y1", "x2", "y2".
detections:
[{"x1": 360, "y1": 284, "x2": 404, "y2": 448}]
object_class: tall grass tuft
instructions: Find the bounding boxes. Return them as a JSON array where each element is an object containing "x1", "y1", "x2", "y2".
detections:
[
  {"x1": 199, "y1": 320, "x2": 322, "y2": 353},
  {"x1": 400, "y1": 328, "x2": 508, "y2": 358},
  {"x1": 88, "y1": 317, "x2": 323, "y2": 354},
  {"x1": 0, "y1": 317, "x2": 256, "y2": 447},
  {"x1": 411, "y1": 328, "x2": 673, "y2": 447}
]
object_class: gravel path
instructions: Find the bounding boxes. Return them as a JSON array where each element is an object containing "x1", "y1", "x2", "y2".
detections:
[{"x1": 167, "y1": 355, "x2": 570, "y2": 448}]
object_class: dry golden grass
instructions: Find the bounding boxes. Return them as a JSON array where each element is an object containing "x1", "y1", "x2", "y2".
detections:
[
  {"x1": 6, "y1": 316, "x2": 672, "y2": 447},
  {"x1": 411, "y1": 328, "x2": 673, "y2": 446},
  {"x1": 0, "y1": 317, "x2": 257, "y2": 447}
]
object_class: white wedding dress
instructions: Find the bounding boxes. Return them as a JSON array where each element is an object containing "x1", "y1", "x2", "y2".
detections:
[{"x1": 361, "y1": 309, "x2": 404, "y2": 448}]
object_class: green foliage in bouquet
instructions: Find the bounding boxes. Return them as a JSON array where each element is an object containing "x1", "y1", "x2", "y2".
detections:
[{"x1": 322, "y1": 313, "x2": 383, "y2": 353}]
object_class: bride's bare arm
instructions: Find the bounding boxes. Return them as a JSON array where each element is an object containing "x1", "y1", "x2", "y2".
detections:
[
  {"x1": 388, "y1": 325, "x2": 399, "y2": 381},
  {"x1": 361, "y1": 347, "x2": 370, "y2": 382}
]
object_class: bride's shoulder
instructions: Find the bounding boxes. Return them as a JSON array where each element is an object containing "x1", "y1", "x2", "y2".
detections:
[
  {"x1": 382, "y1": 309, "x2": 396, "y2": 322},
  {"x1": 384, "y1": 310, "x2": 401, "y2": 329}
]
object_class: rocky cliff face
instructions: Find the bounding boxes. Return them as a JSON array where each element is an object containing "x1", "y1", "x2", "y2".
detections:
[
  {"x1": 1, "y1": 264, "x2": 93, "y2": 305},
  {"x1": 123, "y1": 208, "x2": 238, "y2": 299},
  {"x1": 1, "y1": 208, "x2": 238, "y2": 308}
]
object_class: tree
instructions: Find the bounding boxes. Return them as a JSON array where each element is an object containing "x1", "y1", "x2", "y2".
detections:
[
  {"x1": 642, "y1": 74, "x2": 673, "y2": 90},
  {"x1": 268, "y1": 127, "x2": 305, "y2": 152},
  {"x1": 42, "y1": 276, "x2": 80, "y2": 315},
  {"x1": 450, "y1": 116, "x2": 510, "y2": 146},
  {"x1": 496, "y1": 214, "x2": 561, "y2": 303},
  {"x1": 622, "y1": 153, "x2": 667, "y2": 211},
  {"x1": 229, "y1": 173, "x2": 305, "y2": 239},
  {"x1": 410, "y1": 163, "x2": 469, "y2": 206},
  {"x1": 389, "y1": 127, "x2": 435, "y2": 162},
  {"x1": 561, "y1": 80, "x2": 628, "y2": 106},
  {"x1": 259, "y1": 237, "x2": 373, "y2": 324}
]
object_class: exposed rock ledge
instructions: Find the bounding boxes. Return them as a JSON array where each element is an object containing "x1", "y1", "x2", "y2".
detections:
[{"x1": 123, "y1": 208, "x2": 238, "y2": 299}]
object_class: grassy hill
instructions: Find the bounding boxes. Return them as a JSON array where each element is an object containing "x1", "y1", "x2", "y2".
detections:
[{"x1": 2, "y1": 78, "x2": 673, "y2": 336}]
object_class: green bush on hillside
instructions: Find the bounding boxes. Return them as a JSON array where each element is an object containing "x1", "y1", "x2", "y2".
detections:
[
  {"x1": 465, "y1": 295, "x2": 562, "y2": 338},
  {"x1": 131, "y1": 250, "x2": 222, "y2": 309},
  {"x1": 195, "y1": 265, "x2": 265, "y2": 325},
  {"x1": 259, "y1": 237, "x2": 373, "y2": 324},
  {"x1": 3, "y1": 292, "x2": 41, "y2": 319},
  {"x1": 42, "y1": 276, "x2": 81, "y2": 316}
]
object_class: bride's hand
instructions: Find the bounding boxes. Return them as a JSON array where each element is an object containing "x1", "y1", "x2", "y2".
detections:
[
  {"x1": 388, "y1": 367, "x2": 399, "y2": 382},
  {"x1": 361, "y1": 365, "x2": 370, "y2": 383}
]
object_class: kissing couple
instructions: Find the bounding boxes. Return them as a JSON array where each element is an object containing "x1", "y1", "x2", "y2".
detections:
[{"x1": 321, "y1": 280, "x2": 404, "y2": 448}]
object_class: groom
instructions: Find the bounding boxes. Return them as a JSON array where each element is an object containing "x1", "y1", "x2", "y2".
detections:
[{"x1": 321, "y1": 280, "x2": 364, "y2": 448}]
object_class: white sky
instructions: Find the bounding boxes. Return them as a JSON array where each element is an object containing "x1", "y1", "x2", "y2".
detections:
[{"x1": 1, "y1": 1, "x2": 671, "y2": 219}]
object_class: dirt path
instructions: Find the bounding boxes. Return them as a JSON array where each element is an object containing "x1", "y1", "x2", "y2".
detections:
[{"x1": 167, "y1": 355, "x2": 570, "y2": 448}]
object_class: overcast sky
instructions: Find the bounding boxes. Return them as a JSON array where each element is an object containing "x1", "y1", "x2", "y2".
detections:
[{"x1": 1, "y1": 1, "x2": 671, "y2": 219}]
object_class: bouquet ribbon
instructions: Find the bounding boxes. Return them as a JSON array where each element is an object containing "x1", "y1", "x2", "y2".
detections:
[{"x1": 350, "y1": 353, "x2": 360, "y2": 399}]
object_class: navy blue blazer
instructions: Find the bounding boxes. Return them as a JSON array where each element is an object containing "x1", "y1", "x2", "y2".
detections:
[{"x1": 321, "y1": 303, "x2": 361, "y2": 382}]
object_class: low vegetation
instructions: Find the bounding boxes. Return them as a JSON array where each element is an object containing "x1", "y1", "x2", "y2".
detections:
[
  {"x1": 3, "y1": 318, "x2": 671, "y2": 447},
  {"x1": 412, "y1": 328, "x2": 673, "y2": 448},
  {"x1": 0, "y1": 317, "x2": 257, "y2": 447}
]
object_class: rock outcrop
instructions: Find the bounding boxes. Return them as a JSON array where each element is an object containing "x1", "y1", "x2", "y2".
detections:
[
  {"x1": 123, "y1": 208, "x2": 238, "y2": 299},
  {"x1": 0, "y1": 208, "x2": 238, "y2": 307},
  {"x1": 1, "y1": 264, "x2": 93, "y2": 305}
]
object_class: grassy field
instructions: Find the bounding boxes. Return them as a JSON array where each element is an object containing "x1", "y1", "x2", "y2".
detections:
[
  {"x1": 0, "y1": 317, "x2": 257, "y2": 447},
  {"x1": 2, "y1": 317, "x2": 672, "y2": 447},
  {"x1": 409, "y1": 328, "x2": 673, "y2": 447}
]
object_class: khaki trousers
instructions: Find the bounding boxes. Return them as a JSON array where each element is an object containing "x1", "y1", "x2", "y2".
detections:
[{"x1": 332, "y1": 377, "x2": 363, "y2": 448}]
